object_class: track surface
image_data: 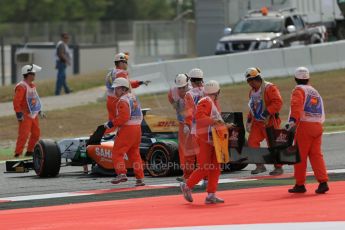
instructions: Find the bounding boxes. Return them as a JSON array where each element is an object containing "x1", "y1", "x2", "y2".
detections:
[{"x1": 0, "y1": 132, "x2": 344, "y2": 229}]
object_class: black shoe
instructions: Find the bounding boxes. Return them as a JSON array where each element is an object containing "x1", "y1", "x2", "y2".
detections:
[
  {"x1": 14, "y1": 153, "x2": 21, "y2": 158},
  {"x1": 288, "y1": 184, "x2": 307, "y2": 193},
  {"x1": 315, "y1": 182, "x2": 329, "y2": 194},
  {"x1": 25, "y1": 151, "x2": 33, "y2": 157}
]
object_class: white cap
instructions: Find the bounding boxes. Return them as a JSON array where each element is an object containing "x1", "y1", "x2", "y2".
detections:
[
  {"x1": 21, "y1": 64, "x2": 42, "y2": 75},
  {"x1": 188, "y1": 68, "x2": 203, "y2": 79},
  {"x1": 114, "y1": 52, "x2": 128, "y2": 62},
  {"x1": 294, "y1": 67, "x2": 310, "y2": 79},
  {"x1": 175, "y1": 74, "x2": 188, "y2": 87},
  {"x1": 245, "y1": 67, "x2": 261, "y2": 79},
  {"x1": 112, "y1": 77, "x2": 130, "y2": 89},
  {"x1": 204, "y1": 80, "x2": 220, "y2": 94}
]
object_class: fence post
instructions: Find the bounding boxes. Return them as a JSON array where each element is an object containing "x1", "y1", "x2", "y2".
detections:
[
  {"x1": 1, "y1": 37, "x2": 5, "y2": 86},
  {"x1": 11, "y1": 44, "x2": 17, "y2": 84}
]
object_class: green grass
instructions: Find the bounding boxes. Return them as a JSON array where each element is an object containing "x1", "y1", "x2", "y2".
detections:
[
  {"x1": 0, "y1": 147, "x2": 14, "y2": 161},
  {"x1": 0, "y1": 71, "x2": 107, "y2": 103},
  {"x1": 1, "y1": 68, "x2": 345, "y2": 158}
]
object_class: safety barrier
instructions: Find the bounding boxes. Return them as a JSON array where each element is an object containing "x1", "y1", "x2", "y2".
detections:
[
  {"x1": 130, "y1": 40, "x2": 345, "y2": 94},
  {"x1": 282, "y1": 46, "x2": 314, "y2": 76},
  {"x1": 310, "y1": 42, "x2": 341, "y2": 72}
]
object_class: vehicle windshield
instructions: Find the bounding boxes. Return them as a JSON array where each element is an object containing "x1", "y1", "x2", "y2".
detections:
[{"x1": 233, "y1": 19, "x2": 283, "y2": 33}]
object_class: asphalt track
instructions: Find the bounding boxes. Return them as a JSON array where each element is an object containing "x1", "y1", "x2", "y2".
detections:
[{"x1": 0, "y1": 132, "x2": 344, "y2": 229}]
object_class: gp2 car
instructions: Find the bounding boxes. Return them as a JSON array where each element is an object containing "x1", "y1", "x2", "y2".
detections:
[{"x1": 5, "y1": 109, "x2": 300, "y2": 177}]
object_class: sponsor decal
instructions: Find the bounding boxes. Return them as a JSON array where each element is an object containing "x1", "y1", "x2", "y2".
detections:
[
  {"x1": 229, "y1": 131, "x2": 239, "y2": 141},
  {"x1": 95, "y1": 147, "x2": 112, "y2": 159},
  {"x1": 276, "y1": 132, "x2": 287, "y2": 143},
  {"x1": 156, "y1": 121, "x2": 178, "y2": 127}
]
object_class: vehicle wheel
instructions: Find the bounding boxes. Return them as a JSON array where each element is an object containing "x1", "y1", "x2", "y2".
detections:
[
  {"x1": 146, "y1": 142, "x2": 178, "y2": 177},
  {"x1": 223, "y1": 163, "x2": 248, "y2": 172},
  {"x1": 310, "y1": 34, "x2": 322, "y2": 44},
  {"x1": 33, "y1": 139, "x2": 61, "y2": 177}
]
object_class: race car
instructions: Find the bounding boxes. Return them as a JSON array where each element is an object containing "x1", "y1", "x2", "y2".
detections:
[{"x1": 5, "y1": 109, "x2": 299, "y2": 178}]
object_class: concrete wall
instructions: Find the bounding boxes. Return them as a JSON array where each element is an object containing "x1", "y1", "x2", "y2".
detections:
[{"x1": 130, "y1": 40, "x2": 345, "y2": 95}]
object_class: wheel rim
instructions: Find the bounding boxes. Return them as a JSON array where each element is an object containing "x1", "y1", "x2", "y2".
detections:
[
  {"x1": 33, "y1": 146, "x2": 43, "y2": 174},
  {"x1": 149, "y1": 149, "x2": 169, "y2": 175}
]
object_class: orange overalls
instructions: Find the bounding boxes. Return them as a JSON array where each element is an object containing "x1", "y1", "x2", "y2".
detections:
[
  {"x1": 183, "y1": 87, "x2": 204, "y2": 179},
  {"x1": 168, "y1": 86, "x2": 189, "y2": 178},
  {"x1": 111, "y1": 93, "x2": 144, "y2": 179},
  {"x1": 247, "y1": 81, "x2": 283, "y2": 167},
  {"x1": 105, "y1": 68, "x2": 141, "y2": 121},
  {"x1": 289, "y1": 85, "x2": 328, "y2": 186},
  {"x1": 13, "y1": 80, "x2": 41, "y2": 155},
  {"x1": 186, "y1": 96, "x2": 222, "y2": 193}
]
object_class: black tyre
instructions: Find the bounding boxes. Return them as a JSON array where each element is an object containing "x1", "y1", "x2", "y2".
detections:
[
  {"x1": 310, "y1": 34, "x2": 322, "y2": 44},
  {"x1": 223, "y1": 163, "x2": 248, "y2": 172},
  {"x1": 146, "y1": 142, "x2": 178, "y2": 177},
  {"x1": 33, "y1": 139, "x2": 61, "y2": 177}
]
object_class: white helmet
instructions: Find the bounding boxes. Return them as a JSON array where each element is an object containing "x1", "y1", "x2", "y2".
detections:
[
  {"x1": 245, "y1": 67, "x2": 261, "y2": 79},
  {"x1": 21, "y1": 64, "x2": 42, "y2": 75},
  {"x1": 294, "y1": 67, "x2": 310, "y2": 80},
  {"x1": 204, "y1": 80, "x2": 220, "y2": 94},
  {"x1": 188, "y1": 68, "x2": 203, "y2": 79},
  {"x1": 112, "y1": 77, "x2": 130, "y2": 89},
  {"x1": 174, "y1": 74, "x2": 188, "y2": 87},
  {"x1": 114, "y1": 52, "x2": 128, "y2": 62}
]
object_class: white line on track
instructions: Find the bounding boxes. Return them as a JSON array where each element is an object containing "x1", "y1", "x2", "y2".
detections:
[
  {"x1": 0, "y1": 192, "x2": 93, "y2": 202},
  {"x1": 150, "y1": 178, "x2": 257, "y2": 187},
  {"x1": 145, "y1": 221, "x2": 345, "y2": 230}
]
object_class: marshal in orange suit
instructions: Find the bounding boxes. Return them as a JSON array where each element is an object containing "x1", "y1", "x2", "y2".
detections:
[
  {"x1": 104, "y1": 77, "x2": 145, "y2": 187},
  {"x1": 286, "y1": 67, "x2": 329, "y2": 194},
  {"x1": 13, "y1": 64, "x2": 45, "y2": 158},
  {"x1": 168, "y1": 74, "x2": 191, "y2": 181},
  {"x1": 105, "y1": 52, "x2": 150, "y2": 122},
  {"x1": 245, "y1": 67, "x2": 284, "y2": 175},
  {"x1": 180, "y1": 80, "x2": 233, "y2": 204}
]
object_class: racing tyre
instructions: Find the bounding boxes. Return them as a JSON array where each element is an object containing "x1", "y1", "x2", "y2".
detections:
[
  {"x1": 146, "y1": 142, "x2": 178, "y2": 177},
  {"x1": 33, "y1": 139, "x2": 61, "y2": 177}
]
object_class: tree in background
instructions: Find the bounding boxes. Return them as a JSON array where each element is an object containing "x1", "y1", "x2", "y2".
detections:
[{"x1": 0, "y1": 0, "x2": 193, "y2": 23}]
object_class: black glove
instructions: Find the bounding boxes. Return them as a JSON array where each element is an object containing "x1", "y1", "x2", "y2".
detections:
[{"x1": 16, "y1": 112, "x2": 24, "y2": 121}]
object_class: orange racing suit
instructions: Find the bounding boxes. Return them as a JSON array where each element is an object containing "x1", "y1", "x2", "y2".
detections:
[
  {"x1": 168, "y1": 86, "x2": 190, "y2": 178},
  {"x1": 186, "y1": 96, "x2": 222, "y2": 193},
  {"x1": 183, "y1": 87, "x2": 204, "y2": 179},
  {"x1": 105, "y1": 68, "x2": 141, "y2": 121},
  {"x1": 111, "y1": 93, "x2": 144, "y2": 179},
  {"x1": 247, "y1": 81, "x2": 283, "y2": 168},
  {"x1": 289, "y1": 85, "x2": 328, "y2": 185},
  {"x1": 13, "y1": 80, "x2": 41, "y2": 156}
]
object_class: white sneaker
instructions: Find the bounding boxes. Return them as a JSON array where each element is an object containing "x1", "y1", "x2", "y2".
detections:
[
  {"x1": 176, "y1": 176, "x2": 185, "y2": 182},
  {"x1": 205, "y1": 195, "x2": 224, "y2": 204},
  {"x1": 251, "y1": 166, "x2": 267, "y2": 174},
  {"x1": 135, "y1": 179, "x2": 145, "y2": 186},
  {"x1": 269, "y1": 167, "x2": 284, "y2": 176},
  {"x1": 180, "y1": 182, "x2": 193, "y2": 202},
  {"x1": 111, "y1": 174, "x2": 128, "y2": 184}
]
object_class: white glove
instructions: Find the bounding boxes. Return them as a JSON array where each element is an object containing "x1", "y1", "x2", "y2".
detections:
[
  {"x1": 104, "y1": 121, "x2": 114, "y2": 129},
  {"x1": 246, "y1": 122, "x2": 252, "y2": 133},
  {"x1": 39, "y1": 111, "x2": 47, "y2": 119},
  {"x1": 285, "y1": 121, "x2": 296, "y2": 131},
  {"x1": 183, "y1": 125, "x2": 190, "y2": 134}
]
